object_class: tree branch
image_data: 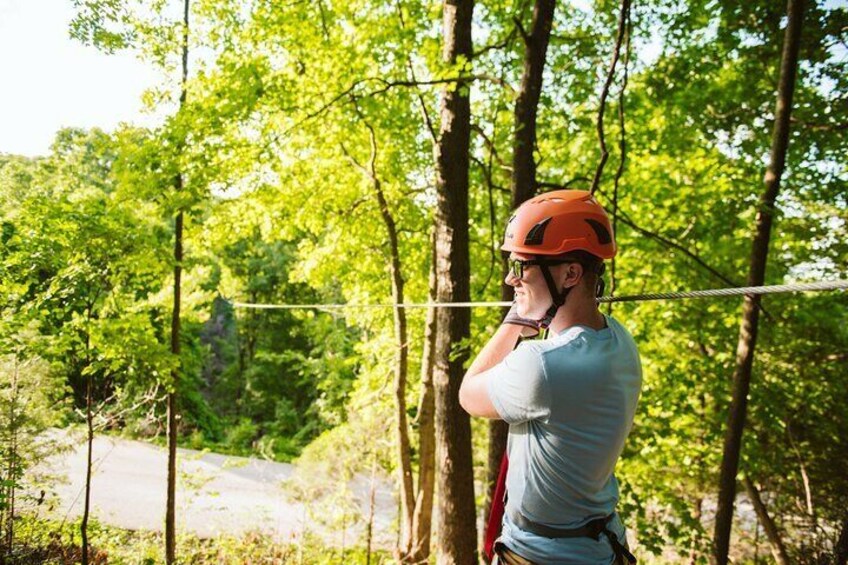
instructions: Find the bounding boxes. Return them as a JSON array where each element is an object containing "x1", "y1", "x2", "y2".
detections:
[
  {"x1": 475, "y1": 112, "x2": 503, "y2": 297},
  {"x1": 609, "y1": 10, "x2": 631, "y2": 310},
  {"x1": 395, "y1": 1, "x2": 438, "y2": 147},
  {"x1": 410, "y1": 62, "x2": 438, "y2": 147},
  {"x1": 789, "y1": 116, "x2": 848, "y2": 131},
  {"x1": 473, "y1": 0, "x2": 530, "y2": 58},
  {"x1": 597, "y1": 192, "x2": 774, "y2": 320},
  {"x1": 471, "y1": 123, "x2": 508, "y2": 169},
  {"x1": 315, "y1": 0, "x2": 331, "y2": 41},
  {"x1": 513, "y1": 15, "x2": 530, "y2": 45},
  {"x1": 281, "y1": 75, "x2": 513, "y2": 139},
  {"x1": 612, "y1": 207, "x2": 738, "y2": 287},
  {"x1": 590, "y1": 0, "x2": 631, "y2": 195},
  {"x1": 470, "y1": 155, "x2": 509, "y2": 194},
  {"x1": 744, "y1": 477, "x2": 792, "y2": 565},
  {"x1": 473, "y1": 24, "x2": 519, "y2": 58},
  {"x1": 537, "y1": 177, "x2": 591, "y2": 191}
]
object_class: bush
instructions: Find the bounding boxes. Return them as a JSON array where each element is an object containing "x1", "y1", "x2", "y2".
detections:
[{"x1": 224, "y1": 419, "x2": 259, "y2": 452}]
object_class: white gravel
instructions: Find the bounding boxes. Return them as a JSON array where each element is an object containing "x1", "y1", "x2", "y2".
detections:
[{"x1": 29, "y1": 434, "x2": 397, "y2": 547}]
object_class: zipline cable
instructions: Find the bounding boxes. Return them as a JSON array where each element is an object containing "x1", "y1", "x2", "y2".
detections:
[{"x1": 230, "y1": 279, "x2": 848, "y2": 310}]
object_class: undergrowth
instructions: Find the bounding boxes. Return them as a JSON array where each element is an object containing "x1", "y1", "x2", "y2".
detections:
[{"x1": 6, "y1": 514, "x2": 391, "y2": 564}]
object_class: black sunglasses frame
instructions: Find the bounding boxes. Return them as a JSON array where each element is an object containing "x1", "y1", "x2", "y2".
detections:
[{"x1": 507, "y1": 257, "x2": 576, "y2": 280}]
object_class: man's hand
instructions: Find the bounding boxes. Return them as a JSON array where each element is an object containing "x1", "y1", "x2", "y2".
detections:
[{"x1": 502, "y1": 302, "x2": 541, "y2": 338}]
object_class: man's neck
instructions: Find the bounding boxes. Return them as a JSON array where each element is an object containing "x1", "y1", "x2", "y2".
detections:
[{"x1": 548, "y1": 293, "x2": 605, "y2": 334}]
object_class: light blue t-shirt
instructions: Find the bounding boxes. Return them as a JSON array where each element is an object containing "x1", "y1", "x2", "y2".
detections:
[{"x1": 486, "y1": 315, "x2": 642, "y2": 564}]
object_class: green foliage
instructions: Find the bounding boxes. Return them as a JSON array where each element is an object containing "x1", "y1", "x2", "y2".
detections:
[
  {"x1": 1, "y1": 0, "x2": 844, "y2": 560},
  {"x1": 224, "y1": 418, "x2": 258, "y2": 451},
  {"x1": 0, "y1": 129, "x2": 176, "y2": 417},
  {"x1": 0, "y1": 325, "x2": 70, "y2": 550}
]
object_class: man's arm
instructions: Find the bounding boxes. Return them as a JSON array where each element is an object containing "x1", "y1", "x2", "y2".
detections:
[{"x1": 459, "y1": 324, "x2": 525, "y2": 418}]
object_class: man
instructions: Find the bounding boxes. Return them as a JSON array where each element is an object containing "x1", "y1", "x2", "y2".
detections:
[{"x1": 459, "y1": 190, "x2": 642, "y2": 564}]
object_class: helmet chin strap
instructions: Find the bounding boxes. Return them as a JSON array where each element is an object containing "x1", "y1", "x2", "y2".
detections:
[
  {"x1": 595, "y1": 263, "x2": 606, "y2": 298},
  {"x1": 539, "y1": 265, "x2": 571, "y2": 330},
  {"x1": 537, "y1": 262, "x2": 607, "y2": 330}
]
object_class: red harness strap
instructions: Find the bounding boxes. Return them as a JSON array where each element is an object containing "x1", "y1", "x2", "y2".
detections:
[{"x1": 484, "y1": 452, "x2": 509, "y2": 562}]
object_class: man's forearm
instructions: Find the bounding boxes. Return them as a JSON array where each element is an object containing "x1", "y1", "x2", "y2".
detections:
[
  {"x1": 466, "y1": 324, "x2": 524, "y2": 377},
  {"x1": 459, "y1": 323, "x2": 525, "y2": 418}
]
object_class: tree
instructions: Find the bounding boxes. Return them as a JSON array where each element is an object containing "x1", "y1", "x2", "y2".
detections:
[
  {"x1": 340, "y1": 107, "x2": 418, "y2": 560},
  {"x1": 0, "y1": 327, "x2": 66, "y2": 557},
  {"x1": 0, "y1": 129, "x2": 177, "y2": 562},
  {"x1": 186, "y1": 2, "x2": 445, "y2": 559},
  {"x1": 713, "y1": 0, "x2": 807, "y2": 561},
  {"x1": 433, "y1": 1, "x2": 477, "y2": 563},
  {"x1": 70, "y1": 1, "x2": 204, "y2": 560},
  {"x1": 165, "y1": 2, "x2": 190, "y2": 561}
]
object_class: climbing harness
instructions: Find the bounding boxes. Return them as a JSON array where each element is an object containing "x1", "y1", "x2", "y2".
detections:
[
  {"x1": 507, "y1": 508, "x2": 636, "y2": 564},
  {"x1": 484, "y1": 452, "x2": 636, "y2": 564}
]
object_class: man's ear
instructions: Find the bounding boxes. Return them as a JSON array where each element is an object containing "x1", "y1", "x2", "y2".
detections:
[{"x1": 561, "y1": 262, "x2": 584, "y2": 289}]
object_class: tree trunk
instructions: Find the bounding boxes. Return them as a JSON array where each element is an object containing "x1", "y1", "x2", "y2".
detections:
[
  {"x1": 608, "y1": 19, "x2": 631, "y2": 313},
  {"x1": 388, "y1": 220, "x2": 413, "y2": 560},
  {"x1": 166, "y1": 4, "x2": 190, "y2": 563},
  {"x1": 82, "y1": 364, "x2": 93, "y2": 565},
  {"x1": 835, "y1": 514, "x2": 848, "y2": 565},
  {"x1": 433, "y1": 1, "x2": 476, "y2": 563},
  {"x1": 744, "y1": 477, "x2": 791, "y2": 565},
  {"x1": 342, "y1": 113, "x2": 422, "y2": 560},
  {"x1": 366, "y1": 456, "x2": 377, "y2": 565},
  {"x1": 688, "y1": 497, "x2": 703, "y2": 565},
  {"x1": 409, "y1": 231, "x2": 438, "y2": 563},
  {"x1": 81, "y1": 308, "x2": 95, "y2": 565},
  {"x1": 4, "y1": 356, "x2": 19, "y2": 554},
  {"x1": 360, "y1": 130, "x2": 415, "y2": 558},
  {"x1": 512, "y1": 0, "x2": 555, "y2": 204},
  {"x1": 712, "y1": 0, "x2": 806, "y2": 562},
  {"x1": 166, "y1": 210, "x2": 182, "y2": 565},
  {"x1": 486, "y1": 0, "x2": 556, "y2": 539}
]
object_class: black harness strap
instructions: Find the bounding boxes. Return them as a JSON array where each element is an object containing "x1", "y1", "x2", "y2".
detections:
[
  {"x1": 602, "y1": 529, "x2": 637, "y2": 565},
  {"x1": 507, "y1": 509, "x2": 636, "y2": 565}
]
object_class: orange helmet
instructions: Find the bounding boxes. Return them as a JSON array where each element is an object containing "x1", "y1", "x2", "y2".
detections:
[{"x1": 501, "y1": 190, "x2": 616, "y2": 259}]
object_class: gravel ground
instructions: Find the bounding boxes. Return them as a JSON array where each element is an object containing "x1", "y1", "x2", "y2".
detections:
[{"x1": 30, "y1": 434, "x2": 397, "y2": 547}]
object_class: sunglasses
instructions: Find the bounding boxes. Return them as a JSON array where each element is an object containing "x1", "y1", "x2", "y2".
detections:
[{"x1": 507, "y1": 257, "x2": 575, "y2": 280}]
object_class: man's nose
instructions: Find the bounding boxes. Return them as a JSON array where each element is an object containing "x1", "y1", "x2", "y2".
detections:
[{"x1": 504, "y1": 270, "x2": 519, "y2": 286}]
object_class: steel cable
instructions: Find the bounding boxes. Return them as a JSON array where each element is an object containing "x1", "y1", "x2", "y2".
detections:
[{"x1": 230, "y1": 279, "x2": 848, "y2": 310}]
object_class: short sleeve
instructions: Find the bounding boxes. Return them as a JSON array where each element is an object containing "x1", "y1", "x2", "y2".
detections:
[{"x1": 485, "y1": 342, "x2": 551, "y2": 424}]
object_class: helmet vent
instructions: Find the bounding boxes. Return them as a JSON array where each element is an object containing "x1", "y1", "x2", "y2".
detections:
[
  {"x1": 503, "y1": 214, "x2": 517, "y2": 241},
  {"x1": 524, "y1": 217, "x2": 552, "y2": 246},
  {"x1": 585, "y1": 219, "x2": 612, "y2": 244}
]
